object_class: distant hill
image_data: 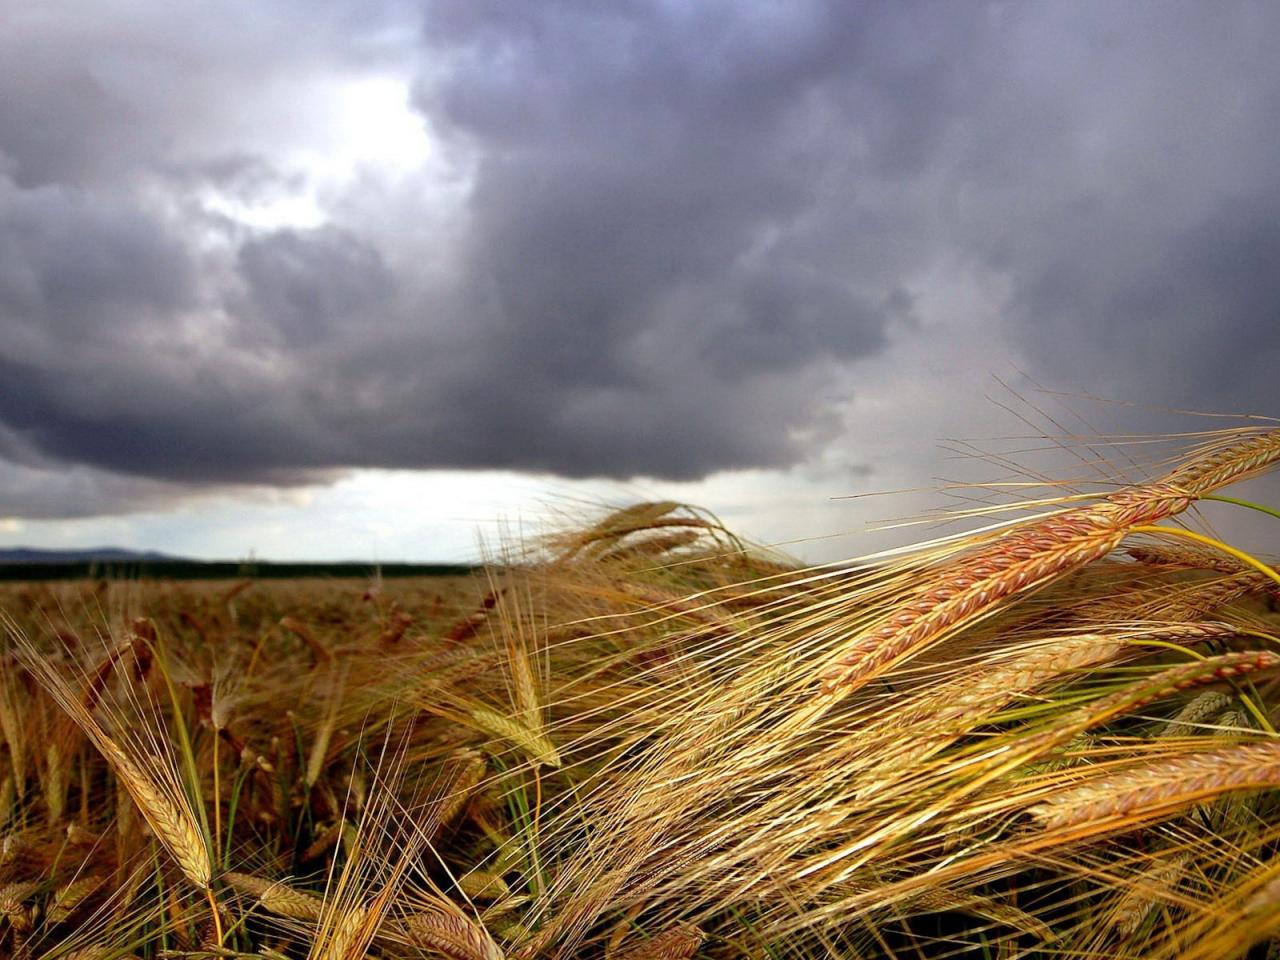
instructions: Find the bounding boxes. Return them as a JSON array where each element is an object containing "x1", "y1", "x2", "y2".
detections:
[
  {"x1": 0, "y1": 547, "x2": 476, "y2": 581},
  {"x1": 0, "y1": 547, "x2": 184, "y2": 564}
]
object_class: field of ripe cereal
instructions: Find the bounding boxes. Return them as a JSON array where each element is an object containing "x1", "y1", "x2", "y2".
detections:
[{"x1": 5, "y1": 429, "x2": 1280, "y2": 959}]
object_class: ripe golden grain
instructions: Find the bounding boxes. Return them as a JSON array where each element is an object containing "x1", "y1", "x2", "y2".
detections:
[
  {"x1": 468, "y1": 706, "x2": 561, "y2": 768},
  {"x1": 458, "y1": 869, "x2": 511, "y2": 901},
  {"x1": 432, "y1": 749, "x2": 489, "y2": 828},
  {"x1": 97, "y1": 737, "x2": 211, "y2": 890},
  {"x1": 819, "y1": 484, "x2": 1192, "y2": 694},
  {"x1": 312, "y1": 903, "x2": 369, "y2": 960}
]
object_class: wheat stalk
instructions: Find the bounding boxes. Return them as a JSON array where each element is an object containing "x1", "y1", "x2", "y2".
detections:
[
  {"x1": 859, "y1": 633, "x2": 1132, "y2": 788},
  {"x1": 413, "y1": 748, "x2": 489, "y2": 844},
  {"x1": 0, "y1": 670, "x2": 26, "y2": 786},
  {"x1": 303, "y1": 819, "x2": 346, "y2": 861},
  {"x1": 1163, "y1": 429, "x2": 1280, "y2": 495},
  {"x1": 82, "y1": 723, "x2": 211, "y2": 889},
  {"x1": 904, "y1": 888, "x2": 1054, "y2": 942},
  {"x1": 312, "y1": 903, "x2": 369, "y2": 960},
  {"x1": 458, "y1": 870, "x2": 511, "y2": 901},
  {"x1": 941, "y1": 621, "x2": 1238, "y2": 722},
  {"x1": 1162, "y1": 573, "x2": 1275, "y2": 620},
  {"x1": 468, "y1": 706, "x2": 561, "y2": 768},
  {"x1": 44, "y1": 738, "x2": 70, "y2": 823},
  {"x1": 6, "y1": 626, "x2": 214, "y2": 892},
  {"x1": 818, "y1": 483, "x2": 1193, "y2": 694},
  {"x1": 305, "y1": 665, "x2": 346, "y2": 788},
  {"x1": 1128, "y1": 543, "x2": 1258, "y2": 575},
  {"x1": 0, "y1": 774, "x2": 12, "y2": 831},
  {"x1": 0, "y1": 880, "x2": 37, "y2": 933},
  {"x1": 1069, "y1": 650, "x2": 1280, "y2": 730}
]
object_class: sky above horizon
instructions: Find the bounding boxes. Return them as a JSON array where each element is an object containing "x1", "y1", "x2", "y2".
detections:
[{"x1": 2, "y1": 1, "x2": 1279, "y2": 563}]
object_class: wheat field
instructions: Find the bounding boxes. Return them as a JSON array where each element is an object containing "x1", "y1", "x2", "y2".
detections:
[{"x1": 4, "y1": 427, "x2": 1280, "y2": 959}]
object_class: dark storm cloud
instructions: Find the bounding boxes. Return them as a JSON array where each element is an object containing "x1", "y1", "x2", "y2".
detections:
[
  {"x1": 941, "y1": 3, "x2": 1280, "y2": 414},
  {"x1": 1, "y1": 0, "x2": 1279, "y2": 518}
]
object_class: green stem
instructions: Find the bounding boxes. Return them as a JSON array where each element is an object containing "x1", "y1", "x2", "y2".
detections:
[
  {"x1": 1202, "y1": 494, "x2": 1280, "y2": 522},
  {"x1": 224, "y1": 764, "x2": 251, "y2": 870},
  {"x1": 148, "y1": 634, "x2": 213, "y2": 846}
]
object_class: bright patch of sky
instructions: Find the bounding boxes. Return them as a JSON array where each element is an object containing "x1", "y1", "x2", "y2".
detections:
[{"x1": 199, "y1": 75, "x2": 433, "y2": 231}]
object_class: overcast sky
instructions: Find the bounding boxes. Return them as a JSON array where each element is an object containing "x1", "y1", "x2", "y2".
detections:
[{"x1": 2, "y1": 1, "x2": 1278, "y2": 562}]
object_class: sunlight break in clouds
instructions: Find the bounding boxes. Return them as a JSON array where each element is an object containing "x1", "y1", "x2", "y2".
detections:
[{"x1": 199, "y1": 75, "x2": 433, "y2": 230}]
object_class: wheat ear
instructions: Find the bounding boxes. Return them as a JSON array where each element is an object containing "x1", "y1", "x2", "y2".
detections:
[
  {"x1": 1028, "y1": 741, "x2": 1280, "y2": 831},
  {"x1": 1162, "y1": 691, "x2": 1234, "y2": 737},
  {"x1": 0, "y1": 881, "x2": 38, "y2": 931},
  {"x1": 108, "y1": 743, "x2": 212, "y2": 889},
  {"x1": 818, "y1": 483, "x2": 1192, "y2": 694},
  {"x1": 312, "y1": 903, "x2": 369, "y2": 960},
  {"x1": 224, "y1": 871, "x2": 325, "y2": 921},
  {"x1": 434, "y1": 749, "x2": 489, "y2": 828},
  {"x1": 821, "y1": 427, "x2": 1280, "y2": 695},
  {"x1": 610, "y1": 922, "x2": 705, "y2": 960},
  {"x1": 904, "y1": 889, "x2": 1054, "y2": 942},
  {"x1": 400, "y1": 909, "x2": 506, "y2": 960},
  {"x1": 48, "y1": 873, "x2": 108, "y2": 922},
  {"x1": 1112, "y1": 855, "x2": 1189, "y2": 937},
  {"x1": 939, "y1": 622, "x2": 1239, "y2": 724},
  {"x1": 1163, "y1": 428, "x2": 1280, "y2": 494},
  {"x1": 458, "y1": 870, "x2": 511, "y2": 901},
  {"x1": 468, "y1": 706, "x2": 561, "y2": 768},
  {"x1": 25, "y1": 682, "x2": 210, "y2": 888}
]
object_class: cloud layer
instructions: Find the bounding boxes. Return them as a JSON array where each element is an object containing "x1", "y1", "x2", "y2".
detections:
[{"x1": 2, "y1": 1, "x2": 1279, "y2": 519}]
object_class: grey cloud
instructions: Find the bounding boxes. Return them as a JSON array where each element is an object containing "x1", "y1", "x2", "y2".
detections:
[
  {"x1": 0, "y1": 1, "x2": 413, "y2": 188},
  {"x1": 953, "y1": 6, "x2": 1280, "y2": 414},
  {"x1": 1007, "y1": 193, "x2": 1280, "y2": 412},
  {"x1": 235, "y1": 228, "x2": 395, "y2": 347},
  {"x1": 1, "y1": 0, "x2": 1279, "y2": 519},
  {"x1": 0, "y1": 459, "x2": 207, "y2": 521},
  {"x1": 0, "y1": 180, "x2": 194, "y2": 342}
]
